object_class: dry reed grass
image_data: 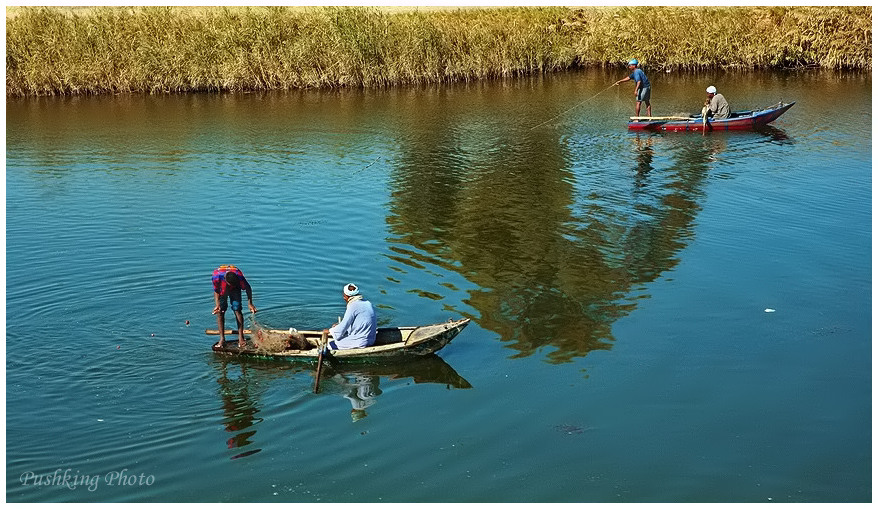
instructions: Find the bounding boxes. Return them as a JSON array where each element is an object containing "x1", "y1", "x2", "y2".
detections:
[{"x1": 6, "y1": 6, "x2": 871, "y2": 96}]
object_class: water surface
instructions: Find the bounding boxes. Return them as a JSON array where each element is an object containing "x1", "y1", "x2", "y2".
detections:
[{"x1": 6, "y1": 68, "x2": 871, "y2": 502}]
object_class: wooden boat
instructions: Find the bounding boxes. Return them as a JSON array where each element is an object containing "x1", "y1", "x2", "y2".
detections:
[
  {"x1": 206, "y1": 318, "x2": 470, "y2": 362},
  {"x1": 628, "y1": 102, "x2": 795, "y2": 132}
]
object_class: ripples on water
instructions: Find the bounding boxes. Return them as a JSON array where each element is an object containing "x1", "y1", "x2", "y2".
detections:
[{"x1": 6, "y1": 69, "x2": 871, "y2": 502}]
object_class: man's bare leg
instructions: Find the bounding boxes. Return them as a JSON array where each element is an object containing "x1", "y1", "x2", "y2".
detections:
[
  {"x1": 235, "y1": 309, "x2": 246, "y2": 348},
  {"x1": 216, "y1": 311, "x2": 226, "y2": 348}
]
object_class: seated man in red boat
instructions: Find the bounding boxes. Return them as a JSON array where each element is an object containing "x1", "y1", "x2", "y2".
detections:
[
  {"x1": 325, "y1": 283, "x2": 377, "y2": 350},
  {"x1": 705, "y1": 86, "x2": 730, "y2": 120}
]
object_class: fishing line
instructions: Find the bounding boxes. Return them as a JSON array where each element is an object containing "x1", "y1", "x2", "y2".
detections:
[
  {"x1": 351, "y1": 155, "x2": 382, "y2": 175},
  {"x1": 529, "y1": 83, "x2": 617, "y2": 130},
  {"x1": 613, "y1": 84, "x2": 628, "y2": 109}
]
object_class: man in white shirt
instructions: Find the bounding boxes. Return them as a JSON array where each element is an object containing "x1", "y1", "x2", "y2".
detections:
[{"x1": 327, "y1": 283, "x2": 377, "y2": 350}]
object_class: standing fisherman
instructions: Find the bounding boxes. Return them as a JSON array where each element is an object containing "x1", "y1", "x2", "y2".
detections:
[
  {"x1": 212, "y1": 265, "x2": 257, "y2": 349},
  {"x1": 614, "y1": 59, "x2": 652, "y2": 117}
]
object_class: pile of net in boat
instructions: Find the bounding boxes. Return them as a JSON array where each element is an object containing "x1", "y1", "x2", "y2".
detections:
[{"x1": 250, "y1": 321, "x2": 310, "y2": 354}]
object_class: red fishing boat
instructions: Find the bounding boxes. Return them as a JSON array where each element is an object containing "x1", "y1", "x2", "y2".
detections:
[{"x1": 628, "y1": 102, "x2": 795, "y2": 132}]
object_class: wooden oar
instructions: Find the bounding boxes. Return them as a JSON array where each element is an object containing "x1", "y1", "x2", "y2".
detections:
[
  {"x1": 630, "y1": 115, "x2": 691, "y2": 121},
  {"x1": 701, "y1": 105, "x2": 709, "y2": 134},
  {"x1": 206, "y1": 328, "x2": 324, "y2": 336},
  {"x1": 313, "y1": 329, "x2": 329, "y2": 393}
]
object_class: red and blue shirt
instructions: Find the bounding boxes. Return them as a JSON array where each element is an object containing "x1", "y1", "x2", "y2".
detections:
[{"x1": 212, "y1": 265, "x2": 251, "y2": 294}]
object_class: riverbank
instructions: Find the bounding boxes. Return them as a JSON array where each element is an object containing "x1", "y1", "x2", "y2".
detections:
[{"x1": 6, "y1": 6, "x2": 871, "y2": 96}]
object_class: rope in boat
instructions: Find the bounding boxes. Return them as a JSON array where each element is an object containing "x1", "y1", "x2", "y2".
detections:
[{"x1": 529, "y1": 83, "x2": 617, "y2": 130}]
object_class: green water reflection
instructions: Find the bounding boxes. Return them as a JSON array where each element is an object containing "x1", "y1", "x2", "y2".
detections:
[{"x1": 386, "y1": 127, "x2": 772, "y2": 363}]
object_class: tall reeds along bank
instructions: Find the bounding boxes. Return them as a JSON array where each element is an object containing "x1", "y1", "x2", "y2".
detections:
[
  {"x1": 6, "y1": 6, "x2": 871, "y2": 96},
  {"x1": 562, "y1": 6, "x2": 872, "y2": 71}
]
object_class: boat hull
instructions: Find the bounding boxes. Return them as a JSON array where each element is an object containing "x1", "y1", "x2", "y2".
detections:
[
  {"x1": 628, "y1": 102, "x2": 795, "y2": 132},
  {"x1": 208, "y1": 318, "x2": 470, "y2": 362}
]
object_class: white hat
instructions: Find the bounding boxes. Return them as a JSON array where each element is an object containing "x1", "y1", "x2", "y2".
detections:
[
  {"x1": 343, "y1": 283, "x2": 360, "y2": 297},
  {"x1": 706, "y1": 86, "x2": 717, "y2": 94}
]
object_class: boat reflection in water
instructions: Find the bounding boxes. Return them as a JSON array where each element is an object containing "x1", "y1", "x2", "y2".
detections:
[
  {"x1": 212, "y1": 353, "x2": 471, "y2": 456},
  {"x1": 323, "y1": 354, "x2": 472, "y2": 420},
  {"x1": 754, "y1": 125, "x2": 793, "y2": 144}
]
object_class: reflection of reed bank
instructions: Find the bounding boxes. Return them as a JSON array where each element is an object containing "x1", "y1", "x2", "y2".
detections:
[{"x1": 386, "y1": 116, "x2": 743, "y2": 363}]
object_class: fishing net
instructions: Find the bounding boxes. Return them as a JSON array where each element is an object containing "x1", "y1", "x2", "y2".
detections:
[{"x1": 250, "y1": 318, "x2": 310, "y2": 354}]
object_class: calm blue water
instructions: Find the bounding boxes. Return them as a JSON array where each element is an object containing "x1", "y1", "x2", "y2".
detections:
[{"x1": 6, "y1": 68, "x2": 871, "y2": 502}]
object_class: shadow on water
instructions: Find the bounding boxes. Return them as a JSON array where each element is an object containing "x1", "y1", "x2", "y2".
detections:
[
  {"x1": 385, "y1": 114, "x2": 794, "y2": 363},
  {"x1": 211, "y1": 353, "x2": 471, "y2": 458}
]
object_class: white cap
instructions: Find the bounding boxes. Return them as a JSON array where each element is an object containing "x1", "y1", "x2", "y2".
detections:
[
  {"x1": 343, "y1": 283, "x2": 360, "y2": 297},
  {"x1": 706, "y1": 86, "x2": 717, "y2": 94}
]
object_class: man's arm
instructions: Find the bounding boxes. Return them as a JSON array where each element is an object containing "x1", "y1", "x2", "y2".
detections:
[
  {"x1": 706, "y1": 96, "x2": 717, "y2": 116},
  {"x1": 212, "y1": 291, "x2": 221, "y2": 314},
  {"x1": 245, "y1": 287, "x2": 257, "y2": 313},
  {"x1": 329, "y1": 307, "x2": 355, "y2": 340}
]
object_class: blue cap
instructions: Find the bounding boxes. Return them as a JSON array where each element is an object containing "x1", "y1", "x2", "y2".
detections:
[{"x1": 628, "y1": 59, "x2": 638, "y2": 66}]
